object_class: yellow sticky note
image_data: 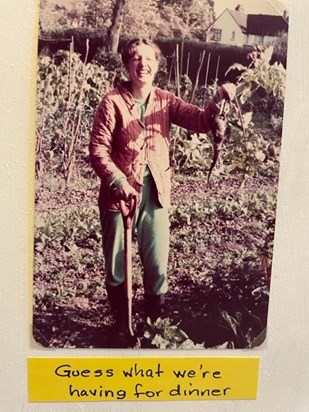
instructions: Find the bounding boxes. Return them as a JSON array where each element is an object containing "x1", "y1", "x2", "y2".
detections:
[{"x1": 28, "y1": 357, "x2": 259, "y2": 402}]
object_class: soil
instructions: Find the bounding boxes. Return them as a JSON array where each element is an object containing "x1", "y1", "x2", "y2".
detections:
[{"x1": 33, "y1": 174, "x2": 274, "y2": 349}]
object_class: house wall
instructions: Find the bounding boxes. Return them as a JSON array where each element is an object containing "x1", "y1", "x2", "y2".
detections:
[
  {"x1": 207, "y1": 10, "x2": 285, "y2": 47},
  {"x1": 206, "y1": 10, "x2": 247, "y2": 46},
  {"x1": 247, "y1": 34, "x2": 280, "y2": 46}
]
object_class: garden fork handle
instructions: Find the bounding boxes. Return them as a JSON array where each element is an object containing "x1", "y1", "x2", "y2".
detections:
[
  {"x1": 119, "y1": 195, "x2": 137, "y2": 229},
  {"x1": 119, "y1": 195, "x2": 137, "y2": 337}
]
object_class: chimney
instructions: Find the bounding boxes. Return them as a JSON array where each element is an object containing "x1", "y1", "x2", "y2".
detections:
[{"x1": 235, "y1": 4, "x2": 245, "y2": 13}]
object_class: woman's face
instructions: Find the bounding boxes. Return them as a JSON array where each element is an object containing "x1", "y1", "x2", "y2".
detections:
[{"x1": 127, "y1": 43, "x2": 159, "y2": 88}]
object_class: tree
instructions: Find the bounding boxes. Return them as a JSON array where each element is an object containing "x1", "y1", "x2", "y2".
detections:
[
  {"x1": 39, "y1": 0, "x2": 67, "y2": 32},
  {"x1": 122, "y1": 0, "x2": 165, "y2": 39},
  {"x1": 39, "y1": 0, "x2": 215, "y2": 43},
  {"x1": 157, "y1": 0, "x2": 215, "y2": 39},
  {"x1": 107, "y1": 0, "x2": 127, "y2": 53},
  {"x1": 82, "y1": 0, "x2": 110, "y2": 28},
  {"x1": 39, "y1": 0, "x2": 113, "y2": 33},
  {"x1": 189, "y1": 0, "x2": 215, "y2": 40},
  {"x1": 122, "y1": 0, "x2": 215, "y2": 40}
]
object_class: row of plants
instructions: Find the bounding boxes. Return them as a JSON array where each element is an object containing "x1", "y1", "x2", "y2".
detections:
[
  {"x1": 36, "y1": 44, "x2": 285, "y2": 184},
  {"x1": 33, "y1": 174, "x2": 274, "y2": 349},
  {"x1": 35, "y1": 183, "x2": 275, "y2": 264}
]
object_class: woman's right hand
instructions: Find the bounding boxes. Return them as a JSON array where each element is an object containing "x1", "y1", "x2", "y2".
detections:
[{"x1": 114, "y1": 180, "x2": 137, "y2": 202}]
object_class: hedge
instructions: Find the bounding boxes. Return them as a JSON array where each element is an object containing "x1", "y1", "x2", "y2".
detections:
[{"x1": 38, "y1": 29, "x2": 287, "y2": 85}]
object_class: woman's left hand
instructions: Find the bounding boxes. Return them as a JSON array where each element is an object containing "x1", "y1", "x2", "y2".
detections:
[
  {"x1": 220, "y1": 83, "x2": 236, "y2": 101},
  {"x1": 211, "y1": 83, "x2": 236, "y2": 115}
]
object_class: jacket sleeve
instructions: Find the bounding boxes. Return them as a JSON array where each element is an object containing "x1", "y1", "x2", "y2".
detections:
[
  {"x1": 168, "y1": 92, "x2": 220, "y2": 133},
  {"x1": 89, "y1": 97, "x2": 126, "y2": 186}
]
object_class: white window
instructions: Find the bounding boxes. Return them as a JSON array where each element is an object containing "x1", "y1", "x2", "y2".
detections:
[
  {"x1": 231, "y1": 31, "x2": 236, "y2": 41},
  {"x1": 213, "y1": 28, "x2": 222, "y2": 42}
]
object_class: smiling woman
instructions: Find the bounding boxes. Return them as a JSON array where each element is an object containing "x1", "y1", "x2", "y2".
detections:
[{"x1": 89, "y1": 37, "x2": 235, "y2": 341}]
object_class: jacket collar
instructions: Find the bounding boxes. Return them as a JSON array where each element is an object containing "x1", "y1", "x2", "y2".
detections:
[{"x1": 118, "y1": 81, "x2": 156, "y2": 112}]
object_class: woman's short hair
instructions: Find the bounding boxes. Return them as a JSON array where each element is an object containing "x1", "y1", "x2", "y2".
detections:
[{"x1": 121, "y1": 38, "x2": 161, "y2": 67}]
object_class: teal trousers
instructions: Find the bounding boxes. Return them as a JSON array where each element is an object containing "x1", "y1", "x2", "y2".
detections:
[{"x1": 100, "y1": 172, "x2": 169, "y2": 296}]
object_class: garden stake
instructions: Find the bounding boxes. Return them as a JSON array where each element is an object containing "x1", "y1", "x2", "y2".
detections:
[{"x1": 119, "y1": 195, "x2": 137, "y2": 342}]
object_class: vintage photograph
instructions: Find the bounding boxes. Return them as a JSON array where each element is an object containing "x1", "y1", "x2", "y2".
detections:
[{"x1": 33, "y1": 0, "x2": 289, "y2": 348}]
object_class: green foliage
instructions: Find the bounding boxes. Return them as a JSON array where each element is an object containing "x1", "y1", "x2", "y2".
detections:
[
  {"x1": 35, "y1": 206, "x2": 101, "y2": 253},
  {"x1": 39, "y1": 0, "x2": 113, "y2": 33},
  {"x1": 218, "y1": 308, "x2": 266, "y2": 348},
  {"x1": 39, "y1": 0, "x2": 215, "y2": 43},
  {"x1": 170, "y1": 129, "x2": 212, "y2": 174},
  {"x1": 170, "y1": 188, "x2": 276, "y2": 224},
  {"x1": 169, "y1": 184, "x2": 275, "y2": 309},
  {"x1": 33, "y1": 205, "x2": 105, "y2": 318},
  {"x1": 36, "y1": 49, "x2": 111, "y2": 181},
  {"x1": 207, "y1": 45, "x2": 287, "y2": 183},
  {"x1": 92, "y1": 49, "x2": 127, "y2": 86},
  {"x1": 143, "y1": 310, "x2": 265, "y2": 349},
  {"x1": 144, "y1": 317, "x2": 205, "y2": 349},
  {"x1": 165, "y1": 46, "x2": 285, "y2": 179},
  {"x1": 219, "y1": 125, "x2": 278, "y2": 182},
  {"x1": 227, "y1": 46, "x2": 286, "y2": 104}
]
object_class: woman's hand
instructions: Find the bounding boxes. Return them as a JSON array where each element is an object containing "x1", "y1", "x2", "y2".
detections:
[
  {"x1": 211, "y1": 82, "x2": 236, "y2": 115},
  {"x1": 114, "y1": 180, "x2": 137, "y2": 202},
  {"x1": 220, "y1": 83, "x2": 236, "y2": 101},
  {"x1": 214, "y1": 82, "x2": 236, "y2": 103}
]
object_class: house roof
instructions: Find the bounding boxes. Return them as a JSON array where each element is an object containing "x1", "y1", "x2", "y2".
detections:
[
  {"x1": 246, "y1": 14, "x2": 288, "y2": 36},
  {"x1": 207, "y1": 8, "x2": 288, "y2": 36},
  {"x1": 228, "y1": 9, "x2": 288, "y2": 36},
  {"x1": 229, "y1": 10, "x2": 247, "y2": 33}
]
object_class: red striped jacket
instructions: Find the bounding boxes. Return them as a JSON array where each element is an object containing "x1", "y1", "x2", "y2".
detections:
[{"x1": 89, "y1": 82, "x2": 218, "y2": 211}]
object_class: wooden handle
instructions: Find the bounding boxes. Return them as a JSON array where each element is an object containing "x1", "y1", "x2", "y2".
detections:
[{"x1": 119, "y1": 195, "x2": 137, "y2": 230}]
